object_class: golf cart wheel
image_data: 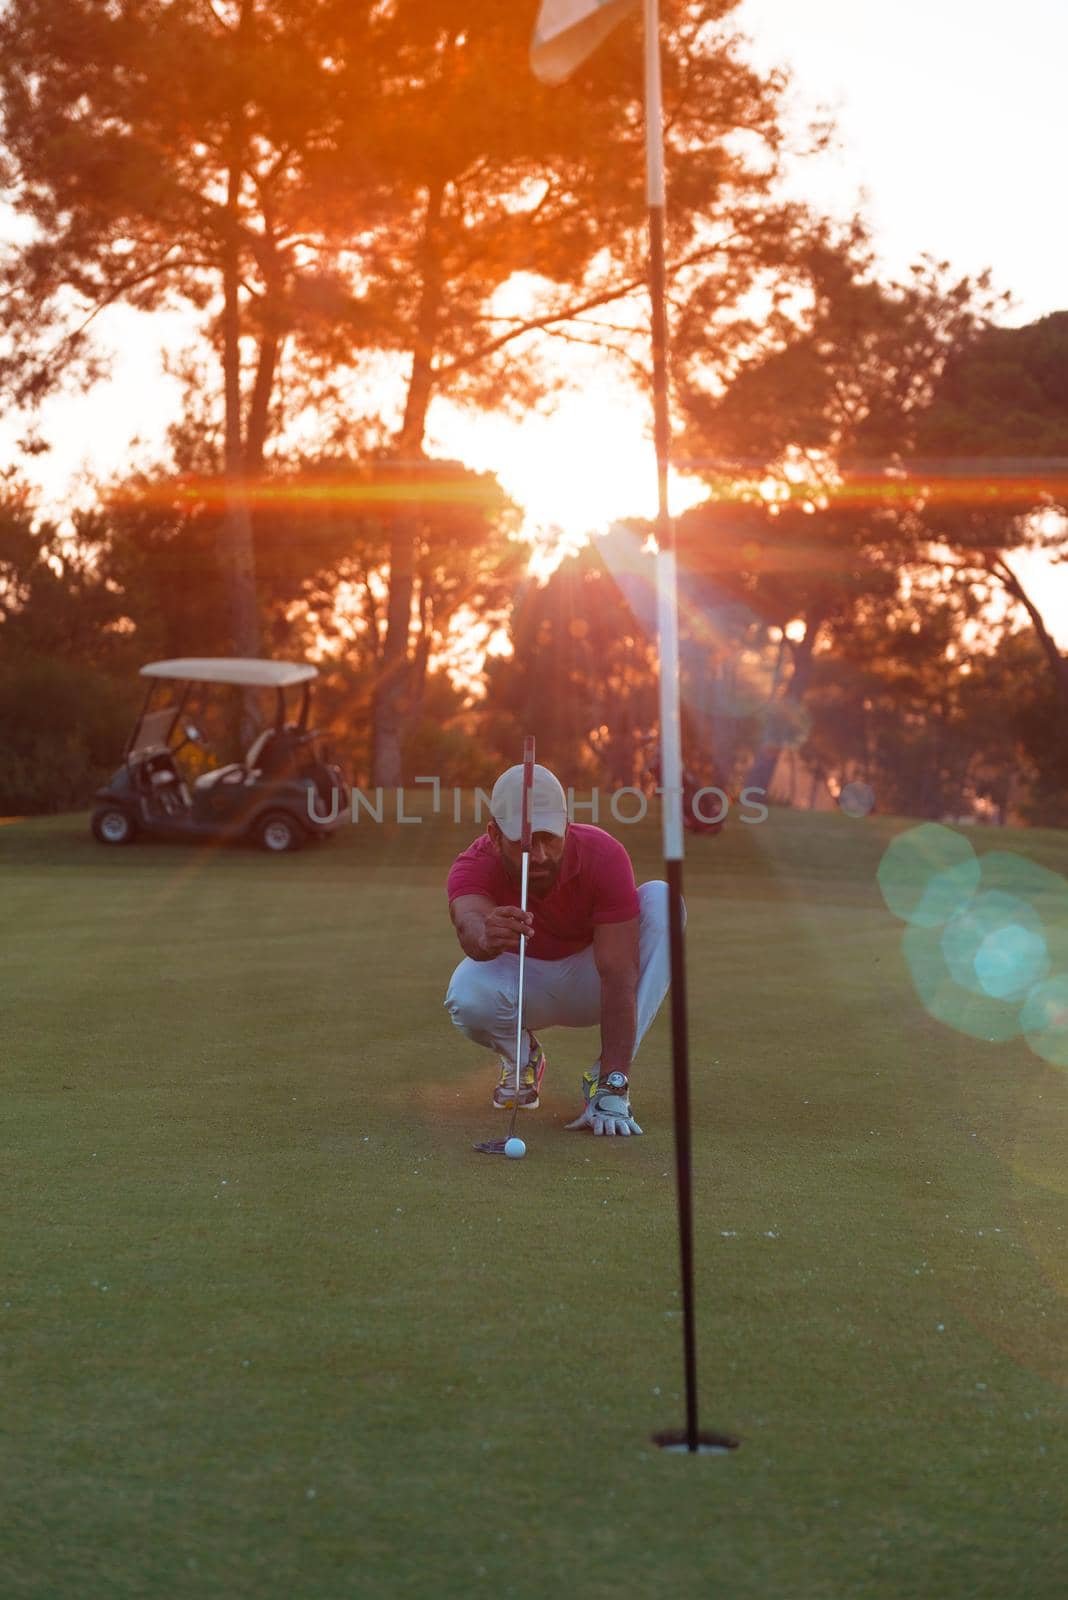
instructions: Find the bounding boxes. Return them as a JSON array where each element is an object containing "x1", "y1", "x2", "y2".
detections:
[
  {"x1": 91, "y1": 806, "x2": 137, "y2": 846},
  {"x1": 254, "y1": 811, "x2": 305, "y2": 853}
]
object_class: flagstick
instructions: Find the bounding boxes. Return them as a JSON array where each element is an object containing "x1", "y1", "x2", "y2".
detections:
[
  {"x1": 531, "y1": 0, "x2": 736, "y2": 1454},
  {"x1": 644, "y1": 0, "x2": 717, "y2": 1457}
]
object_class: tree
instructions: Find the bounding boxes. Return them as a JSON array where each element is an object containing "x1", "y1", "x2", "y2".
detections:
[
  {"x1": 674, "y1": 490, "x2": 917, "y2": 791},
  {"x1": 0, "y1": 1, "x2": 833, "y2": 782},
  {"x1": 0, "y1": 477, "x2": 127, "y2": 664},
  {"x1": 0, "y1": 0, "x2": 389, "y2": 654},
  {"x1": 911, "y1": 311, "x2": 1068, "y2": 459},
  {"x1": 674, "y1": 238, "x2": 1020, "y2": 793},
  {"x1": 90, "y1": 450, "x2": 520, "y2": 776},
  {"x1": 483, "y1": 542, "x2": 659, "y2": 787},
  {"x1": 0, "y1": 478, "x2": 135, "y2": 811},
  {"x1": 348, "y1": 1, "x2": 824, "y2": 782},
  {"x1": 908, "y1": 311, "x2": 1068, "y2": 715},
  {"x1": 796, "y1": 596, "x2": 1011, "y2": 821},
  {"x1": 680, "y1": 236, "x2": 1005, "y2": 469}
]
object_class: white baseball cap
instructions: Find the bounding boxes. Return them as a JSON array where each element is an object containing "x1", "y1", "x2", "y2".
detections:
[{"x1": 489, "y1": 763, "x2": 568, "y2": 841}]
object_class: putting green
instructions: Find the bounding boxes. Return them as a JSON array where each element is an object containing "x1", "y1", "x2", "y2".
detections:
[{"x1": 1, "y1": 803, "x2": 1065, "y2": 1599}]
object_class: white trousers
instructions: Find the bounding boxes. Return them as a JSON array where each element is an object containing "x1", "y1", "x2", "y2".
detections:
[{"x1": 444, "y1": 880, "x2": 677, "y2": 1070}]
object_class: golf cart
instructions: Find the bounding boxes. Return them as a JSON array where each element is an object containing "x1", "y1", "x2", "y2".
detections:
[{"x1": 91, "y1": 658, "x2": 349, "y2": 852}]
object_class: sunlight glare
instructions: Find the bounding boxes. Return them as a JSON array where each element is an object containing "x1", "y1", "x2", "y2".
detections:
[{"x1": 431, "y1": 381, "x2": 706, "y2": 553}]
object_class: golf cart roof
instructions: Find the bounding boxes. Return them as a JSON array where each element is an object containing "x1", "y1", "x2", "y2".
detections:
[{"x1": 140, "y1": 658, "x2": 318, "y2": 689}]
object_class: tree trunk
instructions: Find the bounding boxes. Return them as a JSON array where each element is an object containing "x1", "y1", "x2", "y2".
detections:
[
  {"x1": 410, "y1": 577, "x2": 433, "y2": 721},
  {"x1": 746, "y1": 738, "x2": 782, "y2": 797},
  {"x1": 990, "y1": 556, "x2": 1068, "y2": 711},
  {"x1": 217, "y1": 0, "x2": 258, "y2": 664},
  {"x1": 373, "y1": 519, "x2": 417, "y2": 787},
  {"x1": 245, "y1": 321, "x2": 282, "y2": 476},
  {"x1": 371, "y1": 178, "x2": 445, "y2": 786},
  {"x1": 745, "y1": 617, "x2": 822, "y2": 794},
  {"x1": 220, "y1": 268, "x2": 259, "y2": 658}
]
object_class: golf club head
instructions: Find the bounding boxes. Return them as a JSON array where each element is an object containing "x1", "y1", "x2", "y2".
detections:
[{"x1": 473, "y1": 1140, "x2": 509, "y2": 1155}]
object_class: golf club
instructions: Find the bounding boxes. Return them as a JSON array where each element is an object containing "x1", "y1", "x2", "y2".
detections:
[{"x1": 474, "y1": 734, "x2": 535, "y2": 1156}]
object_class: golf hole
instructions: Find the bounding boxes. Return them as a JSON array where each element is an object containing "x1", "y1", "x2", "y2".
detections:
[{"x1": 652, "y1": 1429, "x2": 740, "y2": 1455}]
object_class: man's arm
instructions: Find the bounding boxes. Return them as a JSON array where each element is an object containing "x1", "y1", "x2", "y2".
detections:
[
  {"x1": 450, "y1": 894, "x2": 533, "y2": 961},
  {"x1": 594, "y1": 917, "x2": 639, "y2": 1076}
]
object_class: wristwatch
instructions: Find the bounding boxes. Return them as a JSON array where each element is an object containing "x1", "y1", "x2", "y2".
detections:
[{"x1": 598, "y1": 1071, "x2": 629, "y2": 1094}]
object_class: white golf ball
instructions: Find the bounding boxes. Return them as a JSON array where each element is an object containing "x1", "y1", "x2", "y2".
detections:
[{"x1": 504, "y1": 1137, "x2": 526, "y2": 1159}]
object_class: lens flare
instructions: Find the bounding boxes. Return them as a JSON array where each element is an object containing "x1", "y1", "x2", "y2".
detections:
[
  {"x1": 1020, "y1": 975, "x2": 1068, "y2": 1069},
  {"x1": 902, "y1": 922, "x2": 1024, "y2": 1043},
  {"x1": 877, "y1": 824, "x2": 980, "y2": 929},
  {"x1": 882, "y1": 829, "x2": 1068, "y2": 1067},
  {"x1": 839, "y1": 781, "x2": 875, "y2": 818},
  {"x1": 941, "y1": 891, "x2": 1050, "y2": 1002},
  {"x1": 980, "y1": 852, "x2": 1068, "y2": 973}
]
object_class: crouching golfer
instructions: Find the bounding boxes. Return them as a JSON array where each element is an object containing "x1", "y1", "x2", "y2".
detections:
[{"x1": 445, "y1": 762, "x2": 675, "y2": 1137}]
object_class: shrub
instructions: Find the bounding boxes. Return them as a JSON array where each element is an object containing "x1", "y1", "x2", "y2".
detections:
[{"x1": 0, "y1": 653, "x2": 134, "y2": 814}]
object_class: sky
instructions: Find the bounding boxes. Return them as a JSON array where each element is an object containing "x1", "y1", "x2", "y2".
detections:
[
  {"x1": 738, "y1": 0, "x2": 1067, "y2": 323},
  {"x1": 5, "y1": 0, "x2": 1067, "y2": 622}
]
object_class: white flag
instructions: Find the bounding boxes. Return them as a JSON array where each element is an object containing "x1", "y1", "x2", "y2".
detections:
[{"x1": 530, "y1": 0, "x2": 637, "y2": 85}]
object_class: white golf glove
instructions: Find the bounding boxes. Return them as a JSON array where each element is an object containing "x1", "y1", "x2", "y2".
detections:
[{"x1": 565, "y1": 1071, "x2": 643, "y2": 1137}]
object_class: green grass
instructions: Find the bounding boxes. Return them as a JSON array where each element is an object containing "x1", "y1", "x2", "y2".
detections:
[{"x1": 1, "y1": 802, "x2": 1066, "y2": 1599}]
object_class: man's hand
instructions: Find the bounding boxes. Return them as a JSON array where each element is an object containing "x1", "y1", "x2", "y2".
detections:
[
  {"x1": 450, "y1": 895, "x2": 533, "y2": 961},
  {"x1": 478, "y1": 905, "x2": 534, "y2": 957},
  {"x1": 566, "y1": 1071, "x2": 643, "y2": 1137}
]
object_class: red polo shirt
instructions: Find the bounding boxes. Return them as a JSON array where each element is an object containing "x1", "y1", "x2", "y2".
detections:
[{"x1": 446, "y1": 823, "x2": 640, "y2": 961}]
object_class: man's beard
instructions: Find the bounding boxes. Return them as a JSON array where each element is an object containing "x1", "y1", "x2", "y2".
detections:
[
  {"x1": 502, "y1": 854, "x2": 560, "y2": 896},
  {"x1": 527, "y1": 862, "x2": 561, "y2": 897}
]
